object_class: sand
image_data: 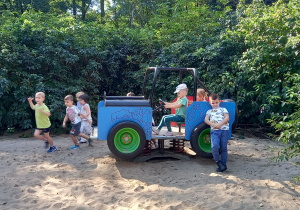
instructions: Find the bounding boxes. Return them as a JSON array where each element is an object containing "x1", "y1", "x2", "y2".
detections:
[{"x1": 0, "y1": 130, "x2": 299, "y2": 210}]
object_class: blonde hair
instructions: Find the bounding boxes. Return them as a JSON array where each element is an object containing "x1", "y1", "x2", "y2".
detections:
[
  {"x1": 64, "y1": 95, "x2": 74, "y2": 101},
  {"x1": 197, "y1": 89, "x2": 208, "y2": 101},
  {"x1": 35, "y1": 92, "x2": 45, "y2": 98},
  {"x1": 76, "y1": 91, "x2": 84, "y2": 98},
  {"x1": 126, "y1": 92, "x2": 135, "y2": 96}
]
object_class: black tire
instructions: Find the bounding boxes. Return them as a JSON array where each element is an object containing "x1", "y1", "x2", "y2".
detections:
[
  {"x1": 223, "y1": 99, "x2": 238, "y2": 132},
  {"x1": 107, "y1": 121, "x2": 146, "y2": 160},
  {"x1": 190, "y1": 123, "x2": 213, "y2": 158}
]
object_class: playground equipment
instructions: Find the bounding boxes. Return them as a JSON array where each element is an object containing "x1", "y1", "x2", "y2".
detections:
[{"x1": 98, "y1": 67, "x2": 237, "y2": 160}]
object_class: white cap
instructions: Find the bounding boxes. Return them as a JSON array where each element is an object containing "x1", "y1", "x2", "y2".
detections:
[{"x1": 174, "y1": 83, "x2": 187, "y2": 93}]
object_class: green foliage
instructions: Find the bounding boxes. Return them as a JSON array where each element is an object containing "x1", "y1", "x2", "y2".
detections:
[
  {"x1": 0, "y1": 10, "x2": 157, "y2": 131},
  {"x1": 268, "y1": 73, "x2": 300, "y2": 162},
  {"x1": 0, "y1": 0, "x2": 299, "y2": 150},
  {"x1": 228, "y1": 0, "x2": 300, "y2": 124}
]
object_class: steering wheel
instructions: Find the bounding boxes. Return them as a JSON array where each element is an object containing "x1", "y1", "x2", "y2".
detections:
[{"x1": 153, "y1": 99, "x2": 167, "y2": 113}]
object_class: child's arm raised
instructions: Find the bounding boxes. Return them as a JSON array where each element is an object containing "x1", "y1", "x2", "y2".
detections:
[{"x1": 27, "y1": 97, "x2": 34, "y2": 109}]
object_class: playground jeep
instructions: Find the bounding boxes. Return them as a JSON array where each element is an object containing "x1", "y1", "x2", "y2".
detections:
[{"x1": 98, "y1": 67, "x2": 237, "y2": 160}]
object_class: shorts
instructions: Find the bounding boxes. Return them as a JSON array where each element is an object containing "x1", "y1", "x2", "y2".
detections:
[
  {"x1": 37, "y1": 127, "x2": 51, "y2": 133},
  {"x1": 80, "y1": 121, "x2": 92, "y2": 135},
  {"x1": 70, "y1": 122, "x2": 81, "y2": 136}
]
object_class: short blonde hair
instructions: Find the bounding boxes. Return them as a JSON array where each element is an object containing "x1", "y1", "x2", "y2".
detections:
[
  {"x1": 64, "y1": 95, "x2": 74, "y2": 101},
  {"x1": 36, "y1": 92, "x2": 45, "y2": 98},
  {"x1": 76, "y1": 91, "x2": 84, "y2": 98},
  {"x1": 126, "y1": 92, "x2": 135, "y2": 96}
]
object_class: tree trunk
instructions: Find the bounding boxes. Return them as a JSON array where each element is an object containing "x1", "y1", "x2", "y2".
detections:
[
  {"x1": 82, "y1": 0, "x2": 86, "y2": 20},
  {"x1": 129, "y1": 0, "x2": 135, "y2": 27},
  {"x1": 72, "y1": 0, "x2": 77, "y2": 18},
  {"x1": 101, "y1": 0, "x2": 105, "y2": 23}
]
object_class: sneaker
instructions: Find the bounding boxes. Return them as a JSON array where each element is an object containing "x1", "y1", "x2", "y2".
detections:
[
  {"x1": 216, "y1": 161, "x2": 227, "y2": 172},
  {"x1": 47, "y1": 146, "x2": 57, "y2": 153},
  {"x1": 163, "y1": 131, "x2": 173, "y2": 136},
  {"x1": 152, "y1": 128, "x2": 160, "y2": 135},
  {"x1": 154, "y1": 142, "x2": 159, "y2": 149},
  {"x1": 44, "y1": 140, "x2": 49, "y2": 149},
  {"x1": 70, "y1": 145, "x2": 80, "y2": 149},
  {"x1": 79, "y1": 139, "x2": 87, "y2": 143}
]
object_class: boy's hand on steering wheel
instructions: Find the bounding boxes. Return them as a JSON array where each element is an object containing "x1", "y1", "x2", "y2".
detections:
[{"x1": 159, "y1": 99, "x2": 165, "y2": 105}]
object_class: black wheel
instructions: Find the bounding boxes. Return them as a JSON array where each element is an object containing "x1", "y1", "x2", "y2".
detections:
[
  {"x1": 107, "y1": 121, "x2": 146, "y2": 160},
  {"x1": 190, "y1": 123, "x2": 213, "y2": 158},
  {"x1": 223, "y1": 99, "x2": 238, "y2": 131}
]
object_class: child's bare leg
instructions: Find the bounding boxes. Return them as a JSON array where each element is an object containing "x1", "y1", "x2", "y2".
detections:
[
  {"x1": 34, "y1": 129, "x2": 46, "y2": 141},
  {"x1": 78, "y1": 133, "x2": 89, "y2": 140},
  {"x1": 44, "y1": 132, "x2": 53, "y2": 146},
  {"x1": 70, "y1": 134, "x2": 79, "y2": 145}
]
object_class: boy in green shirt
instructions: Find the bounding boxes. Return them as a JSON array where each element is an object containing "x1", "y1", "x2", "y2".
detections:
[
  {"x1": 28, "y1": 92, "x2": 57, "y2": 153},
  {"x1": 152, "y1": 84, "x2": 188, "y2": 136}
]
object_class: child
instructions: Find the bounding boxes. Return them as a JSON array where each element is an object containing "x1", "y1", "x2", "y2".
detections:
[
  {"x1": 204, "y1": 93, "x2": 230, "y2": 172},
  {"x1": 126, "y1": 92, "x2": 135, "y2": 96},
  {"x1": 27, "y1": 92, "x2": 57, "y2": 153},
  {"x1": 77, "y1": 94, "x2": 93, "y2": 143},
  {"x1": 197, "y1": 88, "x2": 208, "y2": 102},
  {"x1": 75, "y1": 91, "x2": 84, "y2": 142},
  {"x1": 152, "y1": 84, "x2": 188, "y2": 136},
  {"x1": 76, "y1": 91, "x2": 85, "y2": 111},
  {"x1": 63, "y1": 95, "x2": 92, "y2": 149}
]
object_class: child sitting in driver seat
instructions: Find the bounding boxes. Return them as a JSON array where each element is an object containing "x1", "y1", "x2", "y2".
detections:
[{"x1": 152, "y1": 84, "x2": 188, "y2": 136}]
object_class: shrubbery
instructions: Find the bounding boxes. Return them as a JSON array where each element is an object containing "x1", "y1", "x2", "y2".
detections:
[{"x1": 0, "y1": 0, "x2": 299, "y2": 148}]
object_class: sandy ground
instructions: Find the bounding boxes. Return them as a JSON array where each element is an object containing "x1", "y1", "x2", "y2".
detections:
[{"x1": 0, "y1": 130, "x2": 299, "y2": 210}]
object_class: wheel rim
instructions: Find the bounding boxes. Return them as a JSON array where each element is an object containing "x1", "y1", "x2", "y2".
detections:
[
  {"x1": 114, "y1": 128, "x2": 140, "y2": 153},
  {"x1": 198, "y1": 128, "x2": 212, "y2": 153}
]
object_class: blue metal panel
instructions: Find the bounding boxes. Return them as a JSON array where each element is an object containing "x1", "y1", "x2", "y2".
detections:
[
  {"x1": 98, "y1": 101, "x2": 152, "y2": 140},
  {"x1": 185, "y1": 102, "x2": 236, "y2": 140}
]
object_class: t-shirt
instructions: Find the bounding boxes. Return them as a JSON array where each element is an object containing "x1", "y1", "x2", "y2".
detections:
[
  {"x1": 77, "y1": 101, "x2": 83, "y2": 111},
  {"x1": 81, "y1": 104, "x2": 92, "y2": 122},
  {"x1": 33, "y1": 103, "x2": 51, "y2": 129},
  {"x1": 66, "y1": 106, "x2": 81, "y2": 124},
  {"x1": 175, "y1": 97, "x2": 188, "y2": 118},
  {"x1": 206, "y1": 107, "x2": 229, "y2": 130}
]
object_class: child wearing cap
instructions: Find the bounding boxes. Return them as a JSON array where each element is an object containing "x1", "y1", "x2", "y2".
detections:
[{"x1": 152, "y1": 84, "x2": 188, "y2": 136}]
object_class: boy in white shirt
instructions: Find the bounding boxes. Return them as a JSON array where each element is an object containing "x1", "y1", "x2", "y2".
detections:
[
  {"x1": 63, "y1": 95, "x2": 92, "y2": 149},
  {"x1": 77, "y1": 94, "x2": 93, "y2": 143},
  {"x1": 205, "y1": 93, "x2": 230, "y2": 172}
]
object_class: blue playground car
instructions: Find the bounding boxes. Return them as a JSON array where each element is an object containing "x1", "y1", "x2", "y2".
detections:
[{"x1": 98, "y1": 67, "x2": 238, "y2": 160}]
